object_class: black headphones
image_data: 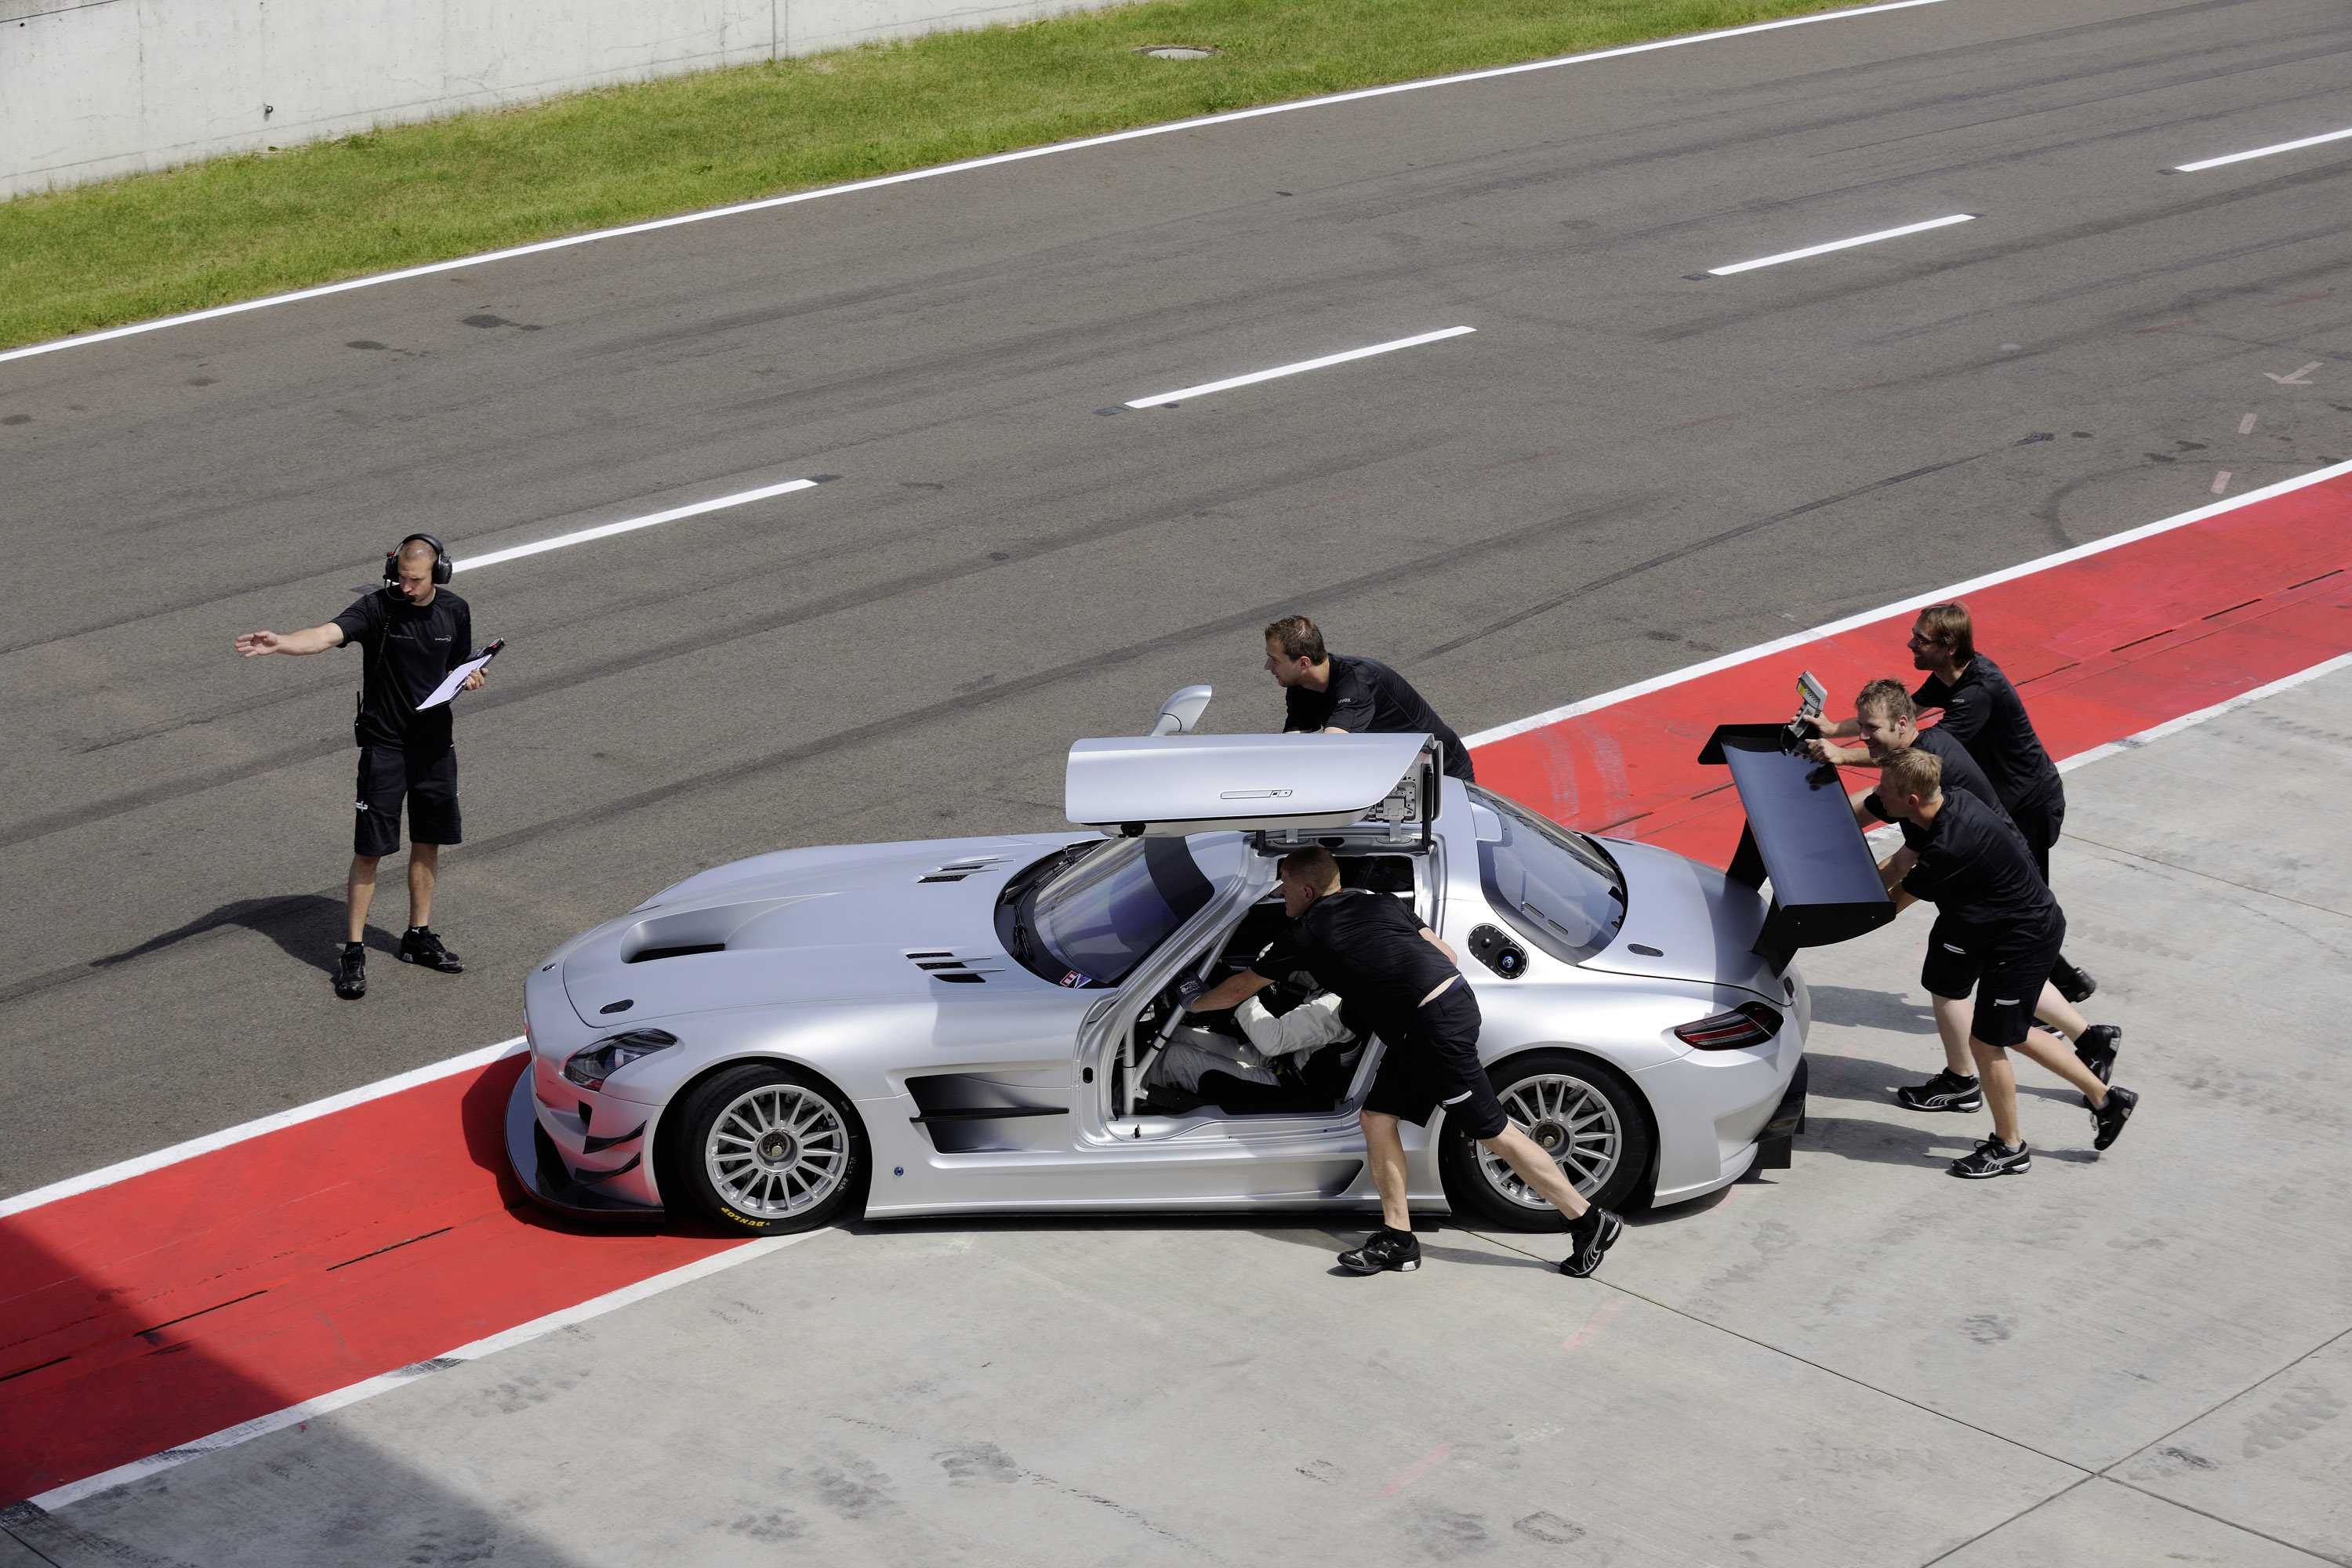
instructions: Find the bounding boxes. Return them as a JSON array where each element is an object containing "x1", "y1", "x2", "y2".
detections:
[{"x1": 383, "y1": 532, "x2": 452, "y2": 589}]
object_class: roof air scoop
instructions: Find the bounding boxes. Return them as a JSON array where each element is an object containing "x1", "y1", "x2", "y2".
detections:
[{"x1": 1149, "y1": 684, "x2": 1213, "y2": 736}]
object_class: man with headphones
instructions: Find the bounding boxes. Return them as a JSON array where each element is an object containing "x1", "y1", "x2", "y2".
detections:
[{"x1": 235, "y1": 535, "x2": 485, "y2": 1000}]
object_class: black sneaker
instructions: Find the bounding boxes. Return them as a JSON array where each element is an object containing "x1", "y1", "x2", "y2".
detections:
[
  {"x1": 1559, "y1": 1207, "x2": 1623, "y2": 1279},
  {"x1": 333, "y1": 942, "x2": 367, "y2": 1000},
  {"x1": 1896, "y1": 1069, "x2": 1984, "y2": 1113},
  {"x1": 1338, "y1": 1228, "x2": 1421, "y2": 1274},
  {"x1": 1950, "y1": 1138, "x2": 2031, "y2": 1178},
  {"x1": 398, "y1": 927, "x2": 464, "y2": 974},
  {"x1": 2092, "y1": 1085, "x2": 2139, "y2": 1151},
  {"x1": 2056, "y1": 966, "x2": 2098, "y2": 1005}
]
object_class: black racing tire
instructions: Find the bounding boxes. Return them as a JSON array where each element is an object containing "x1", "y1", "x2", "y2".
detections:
[
  {"x1": 1439, "y1": 1050, "x2": 1654, "y2": 1232},
  {"x1": 664, "y1": 1062, "x2": 869, "y2": 1236}
]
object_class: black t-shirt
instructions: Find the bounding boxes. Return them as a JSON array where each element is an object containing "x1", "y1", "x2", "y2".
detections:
[
  {"x1": 1899, "y1": 788, "x2": 2059, "y2": 937},
  {"x1": 1248, "y1": 888, "x2": 1457, "y2": 1044},
  {"x1": 1865, "y1": 724, "x2": 2009, "y2": 825},
  {"x1": 1912, "y1": 655, "x2": 2060, "y2": 813},
  {"x1": 1283, "y1": 654, "x2": 1475, "y2": 782},
  {"x1": 332, "y1": 587, "x2": 473, "y2": 751}
]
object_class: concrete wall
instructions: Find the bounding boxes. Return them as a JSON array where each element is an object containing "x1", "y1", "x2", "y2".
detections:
[{"x1": 2, "y1": 0, "x2": 1126, "y2": 199}]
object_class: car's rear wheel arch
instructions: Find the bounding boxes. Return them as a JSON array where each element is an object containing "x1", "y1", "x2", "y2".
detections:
[
  {"x1": 1438, "y1": 1044, "x2": 1658, "y2": 1231},
  {"x1": 655, "y1": 1055, "x2": 871, "y2": 1234}
]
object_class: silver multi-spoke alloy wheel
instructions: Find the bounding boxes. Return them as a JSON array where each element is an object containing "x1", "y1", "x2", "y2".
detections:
[
  {"x1": 1477, "y1": 1071, "x2": 1622, "y2": 1207},
  {"x1": 704, "y1": 1081, "x2": 850, "y2": 1219}
]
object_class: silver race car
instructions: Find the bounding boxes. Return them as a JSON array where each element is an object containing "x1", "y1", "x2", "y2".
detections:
[{"x1": 510, "y1": 686, "x2": 1882, "y2": 1235}]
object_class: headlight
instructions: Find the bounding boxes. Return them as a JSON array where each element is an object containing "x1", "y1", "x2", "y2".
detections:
[{"x1": 564, "y1": 1029, "x2": 680, "y2": 1091}]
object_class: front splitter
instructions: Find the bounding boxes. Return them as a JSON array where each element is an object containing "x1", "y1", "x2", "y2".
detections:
[{"x1": 504, "y1": 1069, "x2": 666, "y2": 1223}]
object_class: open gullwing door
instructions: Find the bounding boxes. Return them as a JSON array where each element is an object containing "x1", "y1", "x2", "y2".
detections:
[{"x1": 1065, "y1": 731, "x2": 1435, "y2": 837}]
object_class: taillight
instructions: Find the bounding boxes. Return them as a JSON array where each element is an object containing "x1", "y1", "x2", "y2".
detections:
[{"x1": 1673, "y1": 1002, "x2": 1784, "y2": 1051}]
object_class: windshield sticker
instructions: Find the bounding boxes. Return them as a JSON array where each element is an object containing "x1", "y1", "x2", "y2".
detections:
[{"x1": 1057, "y1": 970, "x2": 1094, "y2": 988}]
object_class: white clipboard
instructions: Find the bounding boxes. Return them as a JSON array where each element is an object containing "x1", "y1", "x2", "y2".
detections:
[{"x1": 418, "y1": 647, "x2": 497, "y2": 710}]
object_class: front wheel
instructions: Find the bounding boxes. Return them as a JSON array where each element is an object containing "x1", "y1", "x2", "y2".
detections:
[
  {"x1": 666, "y1": 1063, "x2": 869, "y2": 1234},
  {"x1": 1439, "y1": 1050, "x2": 1653, "y2": 1231}
]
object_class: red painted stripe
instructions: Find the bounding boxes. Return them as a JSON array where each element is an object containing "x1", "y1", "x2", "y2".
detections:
[
  {"x1": 1480, "y1": 473, "x2": 2352, "y2": 859},
  {"x1": 3, "y1": 473, "x2": 2347, "y2": 1507},
  {"x1": 0, "y1": 1058, "x2": 739, "y2": 1502}
]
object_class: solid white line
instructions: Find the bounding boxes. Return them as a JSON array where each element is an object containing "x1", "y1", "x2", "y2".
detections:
[
  {"x1": 1704, "y1": 212, "x2": 1975, "y2": 276},
  {"x1": 1462, "y1": 456, "x2": 2352, "y2": 748},
  {"x1": 0, "y1": 1038, "x2": 526, "y2": 1221},
  {"x1": 2174, "y1": 125, "x2": 2352, "y2": 172},
  {"x1": 2056, "y1": 652, "x2": 2352, "y2": 775},
  {"x1": 0, "y1": 0, "x2": 1947, "y2": 368},
  {"x1": 24, "y1": 1229, "x2": 834, "y2": 1512},
  {"x1": 1123, "y1": 326, "x2": 1475, "y2": 408},
  {"x1": 452, "y1": 477, "x2": 816, "y2": 572}
]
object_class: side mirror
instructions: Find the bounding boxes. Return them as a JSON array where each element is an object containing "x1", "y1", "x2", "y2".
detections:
[{"x1": 1149, "y1": 684, "x2": 1213, "y2": 736}]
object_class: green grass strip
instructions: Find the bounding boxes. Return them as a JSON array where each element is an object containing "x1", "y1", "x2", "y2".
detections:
[{"x1": 1, "y1": 0, "x2": 1855, "y2": 351}]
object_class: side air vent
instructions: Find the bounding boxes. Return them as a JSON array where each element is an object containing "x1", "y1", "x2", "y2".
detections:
[
  {"x1": 916, "y1": 857, "x2": 1007, "y2": 884},
  {"x1": 905, "y1": 949, "x2": 1004, "y2": 984}
]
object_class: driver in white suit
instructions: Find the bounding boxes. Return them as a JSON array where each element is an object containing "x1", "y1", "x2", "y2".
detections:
[{"x1": 1149, "y1": 971, "x2": 1355, "y2": 1096}]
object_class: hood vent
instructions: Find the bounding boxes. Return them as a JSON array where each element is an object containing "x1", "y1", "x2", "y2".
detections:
[
  {"x1": 906, "y1": 949, "x2": 1004, "y2": 984},
  {"x1": 626, "y1": 943, "x2": 725, "y2": 964},
  {"x1": 916, "y1": 856, "x2": 1007, "y2": 884}
]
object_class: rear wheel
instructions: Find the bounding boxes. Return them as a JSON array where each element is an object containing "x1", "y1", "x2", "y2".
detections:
[
  {"x1": 666, "y1": 1063, "x2": 868, "y2": 1234},
  {"x1": 1439, "y1": 1050, "x2": 1653, "y2": 1231}
]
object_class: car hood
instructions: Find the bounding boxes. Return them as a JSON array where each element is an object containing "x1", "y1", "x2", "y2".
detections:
[
  {"x1": 557, "y1": 834, "x2": 1080, "y2": 1025},
  {"x1": 1577, "y1": 837, "x2": 1780, "y2": 1000}
]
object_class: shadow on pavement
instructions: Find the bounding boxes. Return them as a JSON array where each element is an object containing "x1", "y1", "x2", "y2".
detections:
[
  {"x1": 89, "y1": 892, "x2": 398, "y2": 979},
  {"x1": 1807, "y1": 985, "x2": 1940, "y2": 1034}
]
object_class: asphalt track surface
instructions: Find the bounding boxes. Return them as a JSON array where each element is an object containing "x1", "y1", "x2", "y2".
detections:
[{"x1": 3, "y1": 0, "x2": 2350, "y2": 1211}]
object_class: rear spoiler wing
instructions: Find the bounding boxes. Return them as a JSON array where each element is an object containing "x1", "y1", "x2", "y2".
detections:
[{"x1": 1697, "y1": 671, "x2": 1893, "y2": 973}]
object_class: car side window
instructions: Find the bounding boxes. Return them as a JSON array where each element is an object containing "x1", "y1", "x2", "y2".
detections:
[{"x1": 1468, "y1": 785, "x2": 1625, "y2": 964}]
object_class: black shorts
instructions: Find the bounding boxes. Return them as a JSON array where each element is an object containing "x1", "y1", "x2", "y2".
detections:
[
  {"x1": 1920, "y1": 914, "x2": 2064, "y2": 1049},
  {"x1": 2009, "y1": 786, "x2": 2065, "y2": 884},
  {"x1": 354, "y1": 746, "x2": 461, "y2": 857},
  {"x1": 1363, "y1": 983, "x2": 1510, "y2": 1140}
]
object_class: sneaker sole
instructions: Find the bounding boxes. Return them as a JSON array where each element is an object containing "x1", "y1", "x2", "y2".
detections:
[
  {"x1": 397, "y1": 954, "x2": 464, "y2": 973},
  {"x1": 1340, "y1": 1258, "x2": 1419, "y2": 1274},
  {"x1": 1897, "y1": 1095, "x2": 1984, "y2": 1113},
  {"x1": 1949, "y1": 1159, "x2": 2030, "y2": 1178}
]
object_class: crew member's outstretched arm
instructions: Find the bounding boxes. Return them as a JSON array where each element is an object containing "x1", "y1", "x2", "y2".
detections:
[{"x1": 235, "y1": 624, "x2": 347, "y2": 657}]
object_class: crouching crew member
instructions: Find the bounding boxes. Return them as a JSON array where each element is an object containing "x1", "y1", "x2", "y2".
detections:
[
  {"x1": 1262, "y1": 615, "x2": 1476, "y2": 782},
  {"x1": 234, "y1": 534, "x2": 484, "y2": 1000},
  {"x1": 1873, "y1": 750, "x2": 2139, "y2": 1178},
  {"x1": 1809, "y1": 680, "x2": 2121, "y2": 1111},
  {"x1": 1182, "y1": 848, "x2": 1621, "y2": 1275}
]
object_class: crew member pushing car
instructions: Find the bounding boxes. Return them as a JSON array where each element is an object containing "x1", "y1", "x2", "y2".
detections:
[
  {"x1": 1808, "y1": 679, "x2": 2121, "y2": 1109},
  {"x1": 234, "y1": 534, "x2": 484, "y2": 1000},
  {"x1": 1182, "y1": 847, "x2": 1621, "y2": 1276},
  {"x1": 1871, "y1": 749, "x2": 2138, "y2": 1178},
  {"x1": 1262, "y1": 615, "x2": 1476, "y2": 782},
  {"x1": 1817, "y1": 603, "x2": 2095, "y2": 1006}
]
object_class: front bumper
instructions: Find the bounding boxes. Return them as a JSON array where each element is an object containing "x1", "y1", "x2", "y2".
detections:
[{"x1": 505, "y1": 1071, "x2": 666, "y2": 1223}]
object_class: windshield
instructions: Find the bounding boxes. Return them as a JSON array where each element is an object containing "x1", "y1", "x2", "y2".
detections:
[
  {"x1": 1468, "y1": 785, "x2": 1627, "y2": 964},
  {"x1": 1027, "y1": 835, "x2": 1223, "y2": 986}
]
